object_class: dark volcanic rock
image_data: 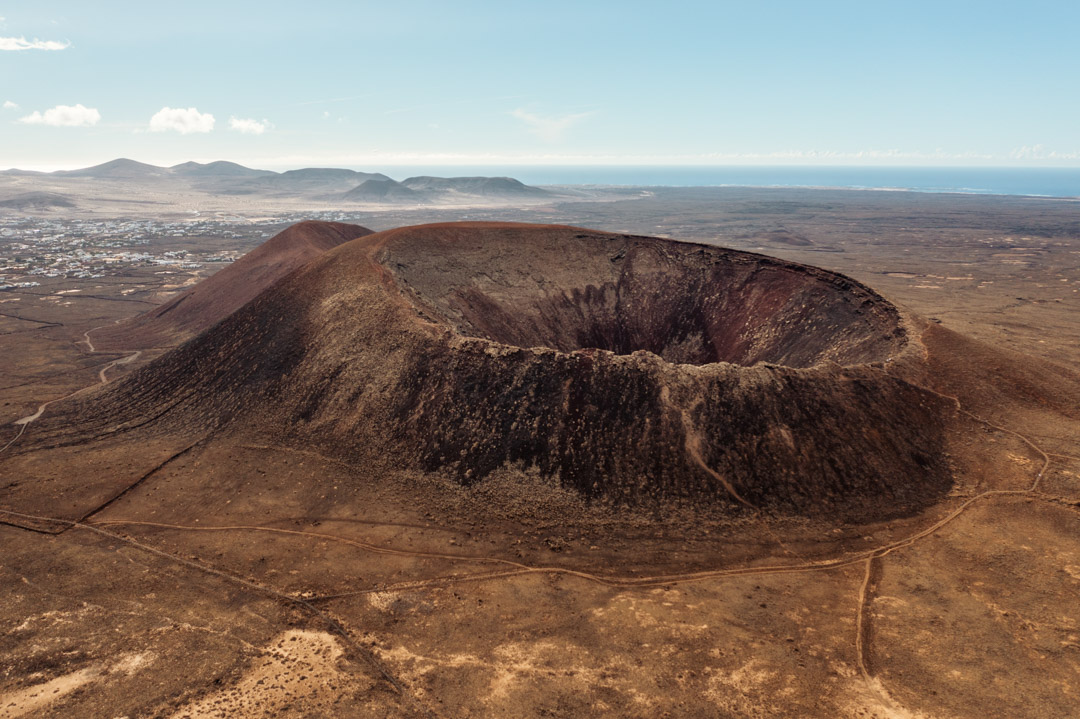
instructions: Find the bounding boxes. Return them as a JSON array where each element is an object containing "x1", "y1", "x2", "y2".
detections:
[
  {"x1": 30, "y1": 222, "x2": 954, "y2": 522},
  {"x1": 384, "y1": 226, "x2": 902, "y2": 367}
]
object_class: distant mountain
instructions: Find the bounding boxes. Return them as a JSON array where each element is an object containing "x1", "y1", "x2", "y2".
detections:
[
  {"x1": 401, "y1": 176, "x2": 551, "y2": 197},
  {"x1": 57, "y1": 159, "x2": 275, "y2": 180},
  {"x1": 0, "y1": 191, "x2": 76, "y2": 210},
  {"x1": 224, "y1": 168, "x2": 393, "y2": 196},
  {"x1": 340, "y1": 179, "x2": 423, "y2": 202},
  {"x1": 169, "y1": 161, "x2": 275, "y2": 178},
  {"x1": 0, "y1": 159, "x2": 556, "y2": 207},
  {"x1": 281, "y1": 168, "x2": 389, "y2": 182},
  {"x1": 58, "y1": 158, "x2": 169, "y2": 179},
  {"x1": 338, "y1": 176, "x2": 551, "y2": 203},
  {"x1": 0, "y1": 168, "x2": 47, "y2": 177}
]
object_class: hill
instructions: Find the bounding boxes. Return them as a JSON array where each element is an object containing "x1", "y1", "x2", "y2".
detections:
[
  {"x1": 0, "y1": 160, "x2": 559, "y2": 211},
  {"x1": 222, "y1": 168, "x2": 393, "y2": 196},
  {"x1": 90, "y1": 220, "x2": 373, "y2": 349},
  {"x1": 168, "y1": 161, "x2": 275, "y2": 178},
  {"x1": 280, "y1": 168, "x2": 388, "y2": 182},
  {"x1": 340, "y1": 179, "x2": 423, "y2": 202},
  {"x1": 401, "y1": 175, "x2": 551, "y2": 197},
  {"x1": 11, "y1": 222, "x2": 965, "y2": 523},
  {"x1": 58, "y1": 158, "x2": 168, "y2": 179},
  {"x1": 0, "y1": 191, "x2": 76, "y2": 210}
]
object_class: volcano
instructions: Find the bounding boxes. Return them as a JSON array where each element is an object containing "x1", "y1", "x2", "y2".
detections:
[
  {"x1": 5, "y1": 221, "x2": 964, "y2": 526},
  {"x1": 91, "y1": 220, "x2": 373, "y2": 349}
]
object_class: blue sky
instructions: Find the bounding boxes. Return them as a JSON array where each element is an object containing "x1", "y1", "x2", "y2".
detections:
[{"x1": 2, "y1": 0, "x2": 1078, "y2": 170}]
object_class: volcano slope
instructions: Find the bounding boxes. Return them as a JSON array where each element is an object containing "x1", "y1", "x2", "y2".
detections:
[
  {"x1": 89, "y1": 220, "x2": 373, "y2": 350},
  {"x1": 4, "y1": 221, "x2": 1080, "y2": 718},
  {"x1": 4, "y1": 222, "x2": 956, "y2": 527}
]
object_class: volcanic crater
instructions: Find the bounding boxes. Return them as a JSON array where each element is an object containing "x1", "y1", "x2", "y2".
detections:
[
  {"x1": 8, "y1": 222, "x2": 955, "y2": 526},
  {"x1": 380, "y1": 224, "x2": 906, "y2": 368}
]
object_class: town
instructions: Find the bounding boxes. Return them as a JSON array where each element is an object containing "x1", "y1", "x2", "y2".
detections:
[{"x1": 0, "y1": 215, "x2": 314, "y2": 290}]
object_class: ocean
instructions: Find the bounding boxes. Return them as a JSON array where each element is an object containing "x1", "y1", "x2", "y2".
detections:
[{"x1": 375, "y1": 166, "x2": 1080, "y2": 199}]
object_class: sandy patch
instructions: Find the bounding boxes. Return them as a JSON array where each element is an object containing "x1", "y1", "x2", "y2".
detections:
[
  {"x1": 703, "y1": 659, "x2": 784, "y2": 717},
  {"x1": 840, "y1": 675, "x2": 940, "y2": 719},
  {"x1": 0, "y1": 667, "x2": 99, "y2": 719},
  {"x1": 0, "y1": 652, "x2": 156, "y2": 719},
  {"x1": 366, "y1": 591, "x2": 399, "y2": 612},
  {"x1": 167, "y1": 630, "x2": 363, "y2": 719}
]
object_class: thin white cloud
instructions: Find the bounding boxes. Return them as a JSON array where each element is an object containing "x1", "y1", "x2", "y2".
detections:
[
  {"x1": 18, "y1": 103, "x2": 100, "y2": 127},
  {"x1": 229, "y1": 116, "x2": 271, "y2": 135},
  {"x1": 0, "y1": 36, "x2": 69, "y2": 51},
  {"x1": 1011, "y1": 144, "x2": 1046, "y2": 159},
  {"x1": 1008, "y1": 144, "x2": 1080, "y2": 160},
  {"x1": 2, "y1": 100, "x2": 18, "y2": 110},
  {"x1": 149, "y1": 106, "x2": 215, "y2": 134},
  {"x1": 511, "y1": 108, "x2": 595, "y2": 142}
]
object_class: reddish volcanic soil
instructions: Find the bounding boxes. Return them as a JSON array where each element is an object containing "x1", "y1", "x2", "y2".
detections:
[
  {"x1": 89, "y1": 220, "x2": 373, "y2": 350},
  {"x1": 2, "y1": 218, "x2": 1079, "y2": 719},
  {"x1": 4, "y1": 222, "x2": 956, "y2": 524}
]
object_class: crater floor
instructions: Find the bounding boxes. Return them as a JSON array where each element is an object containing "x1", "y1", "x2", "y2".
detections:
[{"x1": 382, "y1": 224, "x2": 906, "y2": 368}]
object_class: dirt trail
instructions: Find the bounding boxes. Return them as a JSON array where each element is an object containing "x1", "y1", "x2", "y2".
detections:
[
  {"x1": 0, "y1": 385, "x2": 1066, "y2": 718},
  {"x1": 661, "y1": 385, "x2": 756, "y2": 509},
  {"x1": 0, "y1": 323, "x2": 1072, "y2": 716},
  {"x1": 74, "y1": 482, "x2": 1053, "y2": 592},
  {"x1": 2, "y1": 342, "x2": 1058, "y2": 591},
  {"x1": 66, "y1": 356, "x2": 1068, "y2": 715},
  {"x1": 0, "y1": 508, "x2": 439, "y2": 719},
  {"x1": 0, "y1": 323, "x2": 142, "y2": 455}
]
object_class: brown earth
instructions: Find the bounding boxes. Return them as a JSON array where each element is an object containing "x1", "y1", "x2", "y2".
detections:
[
  {"x1": 2, "y1": 202, "x2": 1079, "y2": 718},
  {"x1": 89, "y1": 220, "x2": 372, "y2": 350},
  {"x1": 6, "y1": 222, "x2": 953, "y2": 521}
]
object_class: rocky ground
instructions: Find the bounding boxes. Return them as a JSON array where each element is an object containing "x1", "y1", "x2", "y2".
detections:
[{"x1": 1, "y1": 187, "x2": 1078, "y2": 718}]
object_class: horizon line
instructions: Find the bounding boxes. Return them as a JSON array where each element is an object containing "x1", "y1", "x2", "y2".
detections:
[{"x1": 5, "y1": 158, "x2": 1080, "y2": 174}]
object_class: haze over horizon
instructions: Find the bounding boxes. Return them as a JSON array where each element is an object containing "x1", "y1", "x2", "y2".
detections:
[{"x1": 3, "y1": 0, "x2": 1079, "y2": 171}]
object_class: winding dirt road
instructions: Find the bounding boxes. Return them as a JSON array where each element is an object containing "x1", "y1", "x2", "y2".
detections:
[
  {"x1": 0, "y1": 324, "x2": 141, "y2": 456},
  {"x1": 0, "y1": 324, "x2": 1074, "y2": 716}
]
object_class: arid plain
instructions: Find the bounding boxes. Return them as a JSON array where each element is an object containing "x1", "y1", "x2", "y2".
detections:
[{"x1": 2, "y1": 180, "x2": 1079, "y2": 718}]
